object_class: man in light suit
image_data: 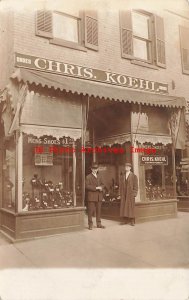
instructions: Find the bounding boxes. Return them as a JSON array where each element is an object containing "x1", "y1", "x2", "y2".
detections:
[{"x1": 85, "y1": 162, "x2": 105, "y2": 230}]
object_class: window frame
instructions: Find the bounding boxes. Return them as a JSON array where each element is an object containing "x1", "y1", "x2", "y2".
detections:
[
  {"x1": 50, "y1": 11, "x2": 85, "y2": 51},
  {"x1": 20, "y1": 130, "x2": 83, "y2": 212},
  {"x1": 2, "y1": 136, "x2": 17, "y2": 212},
  {"x1": 35, "y1": 10, "x2": 99, "y2": 52},
  {"x1": 120, "y1": 9, "x2": 166, "y2": 68},
  {"x1": 132, "y1": 10, "x2": 153, "y2": 64},
  {"x1": 179, "y1": 25, "x2": 189, "y2": 75}
]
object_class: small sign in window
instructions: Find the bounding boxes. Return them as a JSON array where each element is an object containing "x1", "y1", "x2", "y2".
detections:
[
  {"x1": 140, "y1": 155, "x2": 168, "y2": 165},
  {"x1": 34, "y1": 147, "x2": 53, "y2": 166}
]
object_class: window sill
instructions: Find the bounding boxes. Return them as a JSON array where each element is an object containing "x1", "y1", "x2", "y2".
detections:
[
  {"x1": 182, "y1": 70, "x2": 189, "y2": 75},
  {"x1": 50, "y1": 38, "x2": 87, "y2": 52},
  {"x1": 131, "y1": 59, "x2": 159, "y2": 70}
]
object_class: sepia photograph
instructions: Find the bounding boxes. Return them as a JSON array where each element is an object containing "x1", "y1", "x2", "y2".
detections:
[{"x1": 0, "y1": 0, "x2": 189, "y2": 299}]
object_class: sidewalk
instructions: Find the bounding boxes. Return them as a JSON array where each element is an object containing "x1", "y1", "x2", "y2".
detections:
[{"x1": 0, "y1": 212, "x2": 189, "y2": 269}]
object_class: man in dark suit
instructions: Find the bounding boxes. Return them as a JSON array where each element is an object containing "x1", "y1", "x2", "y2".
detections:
[
  {"x1": 120, "y1": 162, "x2": 138, "y2": 226},
  {"x1": 85, "y1": 162, "x2": 106, "y2": 230}
]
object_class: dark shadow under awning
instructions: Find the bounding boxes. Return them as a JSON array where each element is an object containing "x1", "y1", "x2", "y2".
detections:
[{"x1": 11, "y1": 68, "x2": 186, "y2": 108}]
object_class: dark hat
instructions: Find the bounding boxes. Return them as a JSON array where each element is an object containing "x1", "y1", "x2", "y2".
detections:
[
  {"x1": 124, "y1": 162, "x2": 132, "y2": 167},
  {"x1": 91, "y1": 162, "x2": 99, "y2": 169}
]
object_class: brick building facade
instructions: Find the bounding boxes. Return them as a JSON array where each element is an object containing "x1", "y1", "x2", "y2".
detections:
[
  {"x1": 0, "y1": 1, "x2": 189, "y2": 99},
  {"x1": 0, "y1": 0, "x2": 189, "y2": 240}
]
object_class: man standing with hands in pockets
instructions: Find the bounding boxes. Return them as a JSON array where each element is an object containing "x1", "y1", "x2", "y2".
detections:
[{"x1": 85, "y1": 162, "x2": 106, "y2": 230}]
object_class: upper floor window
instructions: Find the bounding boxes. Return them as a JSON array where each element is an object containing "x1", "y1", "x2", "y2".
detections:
[
  {"x1": 132, "y1": 11, "x2": 152, "y2": 62},
  {"x1": 36, "y1": 10, "x2": 98, "y2": 51},
  {"x1": 52, "y1": 12, "x2": 79, "y2": 43},
  {"x1": 120, "y1": 10, "x2": 166, "y2": 68},
  {"x1": 179, "y1": 26, "x2": 189, "y2": 75}
]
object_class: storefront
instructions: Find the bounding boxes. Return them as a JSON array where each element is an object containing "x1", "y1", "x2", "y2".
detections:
[
  {"x1": 0, "y1": 53, "x2": 186, "y2": 241},
  {"x1": 85, "y1": 99, "x2": 186, "y2": 222},
  {"x1": 0, "y1": 64, "x2": 87, "y2": 241}
]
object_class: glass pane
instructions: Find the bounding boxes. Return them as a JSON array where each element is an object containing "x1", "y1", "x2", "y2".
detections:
[
  {"x1": 133, "y1": 38, "x2": 148, "y2": 60},
  {"x1": 176, "y1": 171, "x2": 189, "y2": 196},
  {"x1": 175, "y1": 150, "x2": 189, "y2": 196},
  {"x1": 133, "y1": 38, "x2": 152, "y2": 61},
  {"x1": 145, "y1": 144, "x2": 174, "y2": 201},
  {"x1": 3, "y1": 137, "x2": 16, "y2": 211},
  {"x1": 22, "y1": 134, "x2": 82, "y2": 211},
  {"x1": 132, "y1": 11, "x2": 150, "y2": 39},
  {"x1": 53, "y1": 13, "x2": 79, "y2": 43},
  {"x1": 164, "y1": 145, "x2": 174, "y2": 198},
  {"x1": 94, "y1": 143, "x2": 130, "y2": 203},
  {"x1": 75, "y1": 140, "x2": 82, "y2": 206},
  {"x1": 145, "y1": 165, "x2": 163, "y2": 200}
]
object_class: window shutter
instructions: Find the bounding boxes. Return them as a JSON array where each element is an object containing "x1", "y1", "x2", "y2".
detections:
[
  {"x1": 119, "y1": 11, "x2": 133, "y2": 59},
  {"x1": 36, "y1": 10, "x2": 53, "y2": 38},
  {"x1": 79, "y1": 11, "x2": 85, "y2": 45},
  {"x1": 84, "y1": 11, "x2": 98, "y2": 51},
  {"x1": 154, "y1": 15, "x2": 166, "y2": 68},
  {"x1": 179, "y1": 26, "x2": 189, "y2": 75}
]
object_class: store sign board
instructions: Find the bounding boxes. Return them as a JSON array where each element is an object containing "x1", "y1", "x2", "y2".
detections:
[
  {"x1": 140, "y1": 155, "x2": 168, "y2": 165},
  {"x1": 27, "y1": 136, "x2": 74, "y2": 145},
  {"x1": 15, "y1": 53, "x2": 168, "y2": 94}
]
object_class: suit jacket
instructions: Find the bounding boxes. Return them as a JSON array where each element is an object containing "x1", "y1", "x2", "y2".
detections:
[
  {"x1": 120, "y1": 172, "x2": 138, "y2": 218},
  {"x1": 85, "y1": 173, "x2": 104, "y2": 202}
]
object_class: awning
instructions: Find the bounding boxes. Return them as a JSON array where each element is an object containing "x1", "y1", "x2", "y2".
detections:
[
  {"x1": 133, "y1": 134, "x2": 172, "y2": 145},
  {"x1": 95, "y1": 133, "x2": 172, "y2": 146},
  {"x1": 11, "y1": 68, "x2": 186, "y2": 108},
  {"x1": 21, "y1": 125, "x2": 81, "y2": 140}
]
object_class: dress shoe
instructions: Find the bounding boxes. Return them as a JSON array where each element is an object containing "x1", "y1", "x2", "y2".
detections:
[
  {"x1": 88, "y1": 226, "x2": 93, "y2": 230},
  {"x1": 120, "y1": 222, "x2": 126, "y2": 225},
  {"x1": 97, "y1": 225, "x2": 105, "y2": 229},
  {"x1": 130, "y1": 222, "x2": 135, "y2": 226}
]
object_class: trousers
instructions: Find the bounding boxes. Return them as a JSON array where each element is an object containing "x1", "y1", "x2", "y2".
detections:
[{"x1": 87, "y1": 201, "x2": 102, "y2": 226}]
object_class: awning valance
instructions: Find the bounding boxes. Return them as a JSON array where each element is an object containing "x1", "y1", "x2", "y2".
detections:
[
  {"x1": 95, "y1": 134, "x2": 131, "y2": 146},
  {"x1": 133, "y1": 134, "x2": 172, "y2": 145},
  {"x1": 21, "y1": 125, "x2": 81, "y2": 140},
  {"x1": 11, "y1": 68, "x2": 186, "y2": 108},
  {"x1": 95, "y1": 133, "x2": 172, "y2": 146}
]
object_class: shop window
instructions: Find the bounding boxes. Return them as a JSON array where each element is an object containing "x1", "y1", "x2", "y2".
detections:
[
  {"x1": 175, "y1": 149, "x2": 189, "y2": 196},
  {"x1": 93, "y1": 142, "x2": 131, "y2": 203},
  {"x1": 144, "y1": 144, "x2": 174, "y2": 201},
  {"x1": 120, "y1": 10, "x2": 166, "y2": 68},
  {"x1": 76, "y1": 140, "x2": 82, "y2": 205},
  {"x1": 176, "y1": 171, "x2": 189, "y2": 196},
  {"x1": 36, "y1": 10, "x2": 98, "y2": 51},
  {"x1": 179, "y1": 26, "x2": 189, "y2": 75},
  {"x1": 22, "y1": 134, "x2": 82, "y2": 211},
  {"x1": 2, "y1": 137, "x2": 16, "y2": 211}
]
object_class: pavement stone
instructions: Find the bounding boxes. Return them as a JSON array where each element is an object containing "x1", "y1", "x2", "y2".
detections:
[{"x1": 0, "y1": 212, "x2": 188, "y2": 269}]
